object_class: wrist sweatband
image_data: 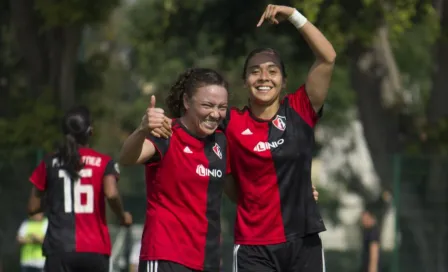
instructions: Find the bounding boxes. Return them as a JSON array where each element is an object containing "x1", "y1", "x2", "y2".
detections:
[{"x1": 288, "y1": 9, "x2": 308, "y2": 29}]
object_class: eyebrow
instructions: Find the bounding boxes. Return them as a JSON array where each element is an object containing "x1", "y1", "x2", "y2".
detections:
[{"x1": 248, "y1": 64, "x2": 280, "y2": 70}]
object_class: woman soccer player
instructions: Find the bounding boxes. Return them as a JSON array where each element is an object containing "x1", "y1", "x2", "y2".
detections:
[
  {"x1": 228, "y1": 5, "x2": 335, "y2": 271},
  {"x1": 120, "y1": 68, "x2": 229, "y2": 272},
  {"x1": 27, "y1": 106, "x2": 132, "y2": 272},
  {"x1": 153, "y1": 4, "x2": 335, "y2": 271}
]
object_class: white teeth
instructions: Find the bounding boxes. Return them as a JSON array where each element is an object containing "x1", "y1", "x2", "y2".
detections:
[{"x1": 256, "y1": 86, "x2": 271, "y2": 91}]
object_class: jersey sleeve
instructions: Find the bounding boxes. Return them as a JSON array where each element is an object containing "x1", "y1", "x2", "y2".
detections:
[
  {"x1": 286, "y1": 84, "x2": 322, "y2": 128},
  {"x1": 29, "y1": 160, "x2": 47, "y2": 191},
  {"x1": 145, "y1": 135, "x2": 170, "y2": 164},
  {"x1": 369, "y1": 227, "x2": 380, "y2": 243},
  {"x1": 17, "y1": 221, "x2": 27, "y2": 238},
  {"x1": 104, "y1": 159, "x2": 120, "y2": 180}
]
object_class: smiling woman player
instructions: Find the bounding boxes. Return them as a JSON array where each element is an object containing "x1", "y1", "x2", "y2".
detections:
[
  {"x1": 152, "y1": 4, "x2": 335, "y2": 272},
  {"x1": 226, "y1": 5, "x2": 335, "y2": 271},
  {"x1": 120, "y1": 68, "x2": 229, "y2": 272}
]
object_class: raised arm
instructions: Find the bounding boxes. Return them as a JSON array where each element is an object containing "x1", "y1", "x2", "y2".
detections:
[
  {"x1": 120, "y1": 95, "x2": 165, "y2": 165},
  {"x1": 258, "y1": 5, "x2": 336, "y2": 112}
]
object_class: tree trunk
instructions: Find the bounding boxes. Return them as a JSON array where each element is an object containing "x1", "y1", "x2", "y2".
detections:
[
  {"x1": 59, "y1": 25, "x2": 82, "y2": 110},
  {"x1": 9, "y1": 0, "x2": 82, "y2": 109},
  {"x1": 9, "y1": 0, "x2": 47, "y2": 97},
  {"x1": 348, "y1": 25, "x2": 440, "y2": 271}
]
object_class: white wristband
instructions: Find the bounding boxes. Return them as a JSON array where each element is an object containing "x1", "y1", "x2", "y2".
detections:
[{"x1": 288, "y1": 9, "x2": 308, "y2": 29}]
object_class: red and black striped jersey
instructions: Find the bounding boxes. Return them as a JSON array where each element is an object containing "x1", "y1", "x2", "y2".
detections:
[
  {"x1": 223, "y1": 85, "x2": 326, "y2": 245},
  {"x1": 140, "y1": 119, "x2": 227, "y2": 271},
  {"x1": 29, "y1": 147, "x2": 119, "y2": 256}
]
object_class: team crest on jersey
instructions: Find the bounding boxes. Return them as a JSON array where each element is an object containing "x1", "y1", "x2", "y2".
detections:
[
  {"x1": 272, "y1": 115, "x2": 286, "y2": 131},
  {"x1": 212, "y1": 143, "x2": 222, "y2": 159}
]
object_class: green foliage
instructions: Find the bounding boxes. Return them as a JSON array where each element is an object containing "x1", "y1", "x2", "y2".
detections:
[
  {"x1": 35, "y1": 0, "x2": 120, "y2": 27},
  {"x1": 0, "y1": 90, "x2": 60, "y2": 156}
]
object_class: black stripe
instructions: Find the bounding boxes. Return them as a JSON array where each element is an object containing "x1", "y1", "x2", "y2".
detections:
[
  {"x1": 43, "y1": 155, "x2": 77, "y2": 255},
  {"x1": 202, "y1": 132, "x2": 227, "y2": 270}
]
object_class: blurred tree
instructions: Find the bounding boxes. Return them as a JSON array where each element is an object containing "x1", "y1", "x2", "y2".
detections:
[{"x1": 9, "y1": 0, "x2": 119, "y2": 110}]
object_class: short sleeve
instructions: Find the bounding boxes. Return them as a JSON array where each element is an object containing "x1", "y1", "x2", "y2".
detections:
[
  {"x1": 145, "y1": 135, "x2": 170, "y2": 164},
  {"x1": 17, "y1": 221, "x2": 28, "y2": 238},
  {"x1": 369, "y1": 227, "x2": 380, "y2": 243},
  {"x1": 29, "y1": 160, "x2": 47, "y2": 191},
  {"x1": 104, "y1": 159, "x2": 120, "y2": 180},
  {"x1": 286, "y1": 84, "x2": 321, "y2": 128}
]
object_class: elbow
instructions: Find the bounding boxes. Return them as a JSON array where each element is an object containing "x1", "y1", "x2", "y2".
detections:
[
  {"x1": 119, "y1": 150, "x2": 134, "y2": 166},
  {"x1": 318, "y1": 50, "x2": 336, "y2": 65},
  {"x1": 324, "y1": 52, "x2": 336, "y2": 65},
  {"x1": 119, "y1": 155, "x2": 130, "y2": 166},
  {"x1": 328, "y1": 50, "x2": 337, "y2": 63},
  {"x1": 105, "y1": 188, "x2": 120, "y2": 200}
]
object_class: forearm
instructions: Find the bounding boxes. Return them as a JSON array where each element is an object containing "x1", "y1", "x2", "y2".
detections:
[
  {"x1": 120, "y1": 128, "x2": 148, "y2": 165},
  {"x1": 107, "y1": 195, "x2": 126, "y2": 221},
  {"x1": 368, "y1": 262, "x2": 378, "y2": 272},
  {"x1": 299, "y1": 22, "x2": 336, "y2": 63},
  {"x1": 368, "y1": 242, "x2": 380, "y2": 272}
]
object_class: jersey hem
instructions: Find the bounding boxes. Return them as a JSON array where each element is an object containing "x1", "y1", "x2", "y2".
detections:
[
  {"x1": 44, "y1": 249, "x2": 111, "y2": 256},
  {"x1": 234, "y1": 228, "x2": 326, "y2": 245},
  {"x1": 140, "y1": 255, "x2": 219, "y2": 271},
  {"x1": 29, "y1": 178, "x2": 44, "y2": 191}
]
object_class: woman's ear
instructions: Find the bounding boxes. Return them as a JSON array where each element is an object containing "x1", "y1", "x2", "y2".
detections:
[
  {"x1": 282, "y1": 78, "x2": 287, "y2": 89},
  {"x1": 183, "y1": 93, "x2": 190, "y2": 111}
]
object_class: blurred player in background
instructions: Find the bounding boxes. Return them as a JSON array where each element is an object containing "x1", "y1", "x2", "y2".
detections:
[
  {"x1": 17, "y1": 212, "x2": 48, "y2": 272},
  {"x1": 27, "y1": 106, "x2": 132, "y2": 272},
  {"x1": 360, "y1": 208, "x2": 381, "y2": 272},
  {"x1": 129, "y1": 240, "x2": 141, "y2": 272}
]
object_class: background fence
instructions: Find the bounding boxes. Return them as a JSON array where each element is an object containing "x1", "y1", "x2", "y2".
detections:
[{"x1": 1, "y1": 151, "x2": 448, "y2": 271}]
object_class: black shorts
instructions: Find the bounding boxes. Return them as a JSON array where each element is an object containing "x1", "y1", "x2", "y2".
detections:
[
  {"x1": 138, "y1": 260, "x2": 202, "y2": 272},
  {"x1": 233, "y1": 233, "x2": 325, "y2": 272},
  {"x1": 44, "y1": 252, "x2": 109, "y2": 272}
]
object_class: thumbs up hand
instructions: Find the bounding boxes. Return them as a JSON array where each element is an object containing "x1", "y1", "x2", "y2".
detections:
[{"x1": 140, "y1": 95, "x2": 165, "y2": 133}]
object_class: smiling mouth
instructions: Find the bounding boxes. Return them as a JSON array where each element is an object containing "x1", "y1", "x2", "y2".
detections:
[
  {"x1": 255, "y1": 86, "x2": 273, "y2": 92},
  {"x1": 202, "y1": 120, "x2": 218, "y2": 129}
]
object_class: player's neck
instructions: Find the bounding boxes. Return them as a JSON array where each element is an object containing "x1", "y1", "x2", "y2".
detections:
[
  {"x1": 179, "y1": 116, "x2": 205, "y2": 138},
  {"x1": 249, "y1": 100, "x2": 280, "y2": 120}
]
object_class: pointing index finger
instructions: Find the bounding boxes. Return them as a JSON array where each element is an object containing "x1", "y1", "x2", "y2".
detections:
[{"x1": 257, "y1": 11, "x2": 266, "y2": 27}]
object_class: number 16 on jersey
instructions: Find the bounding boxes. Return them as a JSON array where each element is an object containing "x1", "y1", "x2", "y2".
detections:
[{"x1": 59, "y1": 169, "x2": 94, "y2": 214}]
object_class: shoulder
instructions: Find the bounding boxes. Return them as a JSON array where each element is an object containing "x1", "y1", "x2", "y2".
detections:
[
  {"x1": 41, "y1": 152, "x2": 58, "y2": 166},
  {"x1": 226, "y1": 106, "x2": 250, "y2": 124},
  {"x1": 82, "y1": 148, "x2": 112, "y2": 160},
  {"x1": 230, "y1": 106, "x2": 249, "y2": 116}
]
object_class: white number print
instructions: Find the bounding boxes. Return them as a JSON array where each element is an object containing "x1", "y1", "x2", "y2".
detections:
[{"x1": 59, "y1": 169, "x2": 94, "y2": 214}]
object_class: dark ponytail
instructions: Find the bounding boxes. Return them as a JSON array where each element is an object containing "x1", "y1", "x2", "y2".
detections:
[
  {"x1": 165, "y1": 68, "x2": 229, "y2": 118},
  {"x1": 58, "y1": 106, "x2": 92, "y2": 180}
]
